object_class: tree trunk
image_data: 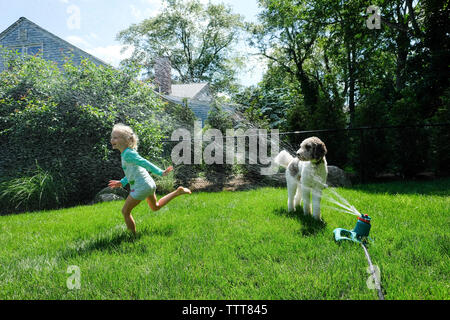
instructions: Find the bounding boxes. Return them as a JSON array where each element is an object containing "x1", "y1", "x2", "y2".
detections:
[
  {"x1": 347, "y1": 43, "x2": 356, "y2": 128},
  {"x1": 395, "y1": 1, "x2": 409, "y2": 91},
  {"x1": 297, "y1": 70, "x2": 319, "y2": 116},
  {"x1": 395, "y1": 30, "x2": 409, "y2": 91}
]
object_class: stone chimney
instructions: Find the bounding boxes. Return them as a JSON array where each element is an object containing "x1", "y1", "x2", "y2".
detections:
[{"x1": 154, "y1": 56, "x2": 172, "y2": 95}]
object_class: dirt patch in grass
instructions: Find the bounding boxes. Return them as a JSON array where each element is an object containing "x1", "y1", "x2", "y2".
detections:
[{"x1": 187, "y1": 174, "x2": 285, "y2": 192}]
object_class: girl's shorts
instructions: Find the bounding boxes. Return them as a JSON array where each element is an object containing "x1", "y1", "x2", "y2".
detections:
[{"x1": 130, "y1": 182, "x2": 156, "y2": 201}]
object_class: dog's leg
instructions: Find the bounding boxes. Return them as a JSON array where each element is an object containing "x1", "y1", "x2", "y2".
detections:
[
  {"x1": 286, "y1": 174, "x2": 297, "y2": 212},
  {"x1": 312, "y1": 190, "x2": 322, "y2": 220},
  {"x1": 302, "y1": 186, "x2": 311, "y2": 216},
  {"x1": 294, "y1": 183, "x2": 302, "y2": 210}
]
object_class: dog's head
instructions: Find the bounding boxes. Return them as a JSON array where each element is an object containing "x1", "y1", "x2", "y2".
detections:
[{"x1": 296, "y1": 137, "x2": 327, "y2": 162}]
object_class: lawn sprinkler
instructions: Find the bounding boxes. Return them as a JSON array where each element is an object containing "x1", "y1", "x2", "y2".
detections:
[
  {"x1": 333, "y1": 214, "x2": 371, "y2": 244},
  {"x1": 332, "y1": 213, "x2": 385, "y2": 300}
]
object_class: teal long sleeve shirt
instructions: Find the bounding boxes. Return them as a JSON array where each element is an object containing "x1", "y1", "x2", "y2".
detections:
[{"x1": 120, "y1": 148, "x2": 164, "y2": 188}]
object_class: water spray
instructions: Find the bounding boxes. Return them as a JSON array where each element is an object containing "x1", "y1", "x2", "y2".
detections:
[
  {"x1": 333, "y1": 213, "x2": 371, "y2": 244},
  {"x1": 329, "y1": 205, "x2": 385, "y2": 300},
  {"x1": 314, "y1": 177, "x2": 385, "y2": 299}
]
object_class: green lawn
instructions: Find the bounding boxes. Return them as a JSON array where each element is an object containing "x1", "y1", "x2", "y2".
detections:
[{"x1": 0, "y1": 179, "x2": 449, "y2": 300}]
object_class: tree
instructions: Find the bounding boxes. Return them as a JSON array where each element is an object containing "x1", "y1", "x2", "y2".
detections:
[
  {"x1": 248, "y1": 0, "x2": 322, "y2": 116},
  {"x1": 247, "y1": 0, "x2": 348, "y2": 166},
  {"x1": 244, "y1": 0, "x2": 448, "y2": 179},
  {"x1": 117, "y1": 0, "x2": 244, "y2": 94}
]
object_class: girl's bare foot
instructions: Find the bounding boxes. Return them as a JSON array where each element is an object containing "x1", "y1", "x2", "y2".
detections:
[{"x1": 176, "y1": 186, "x2": 192, "y2": 195}]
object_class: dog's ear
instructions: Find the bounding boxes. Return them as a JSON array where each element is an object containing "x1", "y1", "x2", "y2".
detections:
[{"x1": 313, "y1": 142, "x2": 327, "y2": 160}]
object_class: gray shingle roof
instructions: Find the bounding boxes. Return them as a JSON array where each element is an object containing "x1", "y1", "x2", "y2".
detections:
[
  {"x1": 0, "y1": 17, "x2": 108, "y2": 69},
  {"x1": 162, "y1": 95, "x2": 211, "y2": 125},
  {"x1": 170, "y1": 83, "x2": 210, "y2": 100}
]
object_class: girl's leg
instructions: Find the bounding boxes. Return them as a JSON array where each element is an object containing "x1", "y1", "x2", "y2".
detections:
[
  {"x1": 146, "y1": 186, "x2": 191, "y2": 211},
  {"x1": 122, "y1": 195, "x2": 142, "y2": 234}
]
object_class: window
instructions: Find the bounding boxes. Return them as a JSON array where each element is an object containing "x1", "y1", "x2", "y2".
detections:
[
  {"x1": 6, "y1": 44, "x2": 43, "y2": 57},
  {"x1": 18, "y1": 28, "x2": 27, "y2": 41},
  {"x1": 10, "y1": 46, "x2": 23, "y2": 55},
  {"x1": 27, "y1": 45, "x2": 43, "y2": 56}
]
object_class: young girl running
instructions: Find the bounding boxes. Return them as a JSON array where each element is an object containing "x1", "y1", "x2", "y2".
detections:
[{"x1": 108, "y1": 123, "x2": 191, "y2": 234}]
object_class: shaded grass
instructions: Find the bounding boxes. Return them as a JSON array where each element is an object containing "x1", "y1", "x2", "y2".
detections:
[{"x1": 0, "y1": 179, "x2": 448, "y2": 300}]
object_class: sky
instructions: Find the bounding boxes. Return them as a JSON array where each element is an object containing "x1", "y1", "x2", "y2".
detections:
[{"x1": 0, "y1": 0, "x2": 266, "y2": 87}]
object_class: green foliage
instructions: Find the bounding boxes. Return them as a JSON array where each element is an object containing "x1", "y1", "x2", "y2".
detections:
[
  {"x1": 127, "y1": 118, "x2": 165, "y2": 161},
  {"x1": 0, "y1": 163, "x2": 69, "y2": 213},
  {"x1": 152, "y1": 158, "x2": 176, "y2": 195},
  {"x1": 162, "y1": 100, "x2": 201, "y2": 186},
  {"x1": 355, "y1": 82, "x2": 396, "y2": 178},
  {"x1": 244, "y1": 0, "x2": 449, "y2": 179},
  {"x1": 117, "y1": 0, "x2": 245, "y2": 95},
  {"x1": 203, "y1": 102, "x2": 233, "y2": 186},
  {"x1": 0, "y1": 52, "x2": 167, "y2": 213},
  {"x1": 430, "y1": 89, "x2": 450, "y2": 175},
  {"x1": 387, "y1": 88, "x2": 429, "y2": 177},
  {"x1": 234, "y1": 84, "x2": 291, "y2": 131},
  {"x1": 163, "y1": 99, "x2": 198, "y2": 131}
]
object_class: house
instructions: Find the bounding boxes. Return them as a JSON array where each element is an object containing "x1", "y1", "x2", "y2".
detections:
[
  {"x1": 0, "y1": 17, "x2": 107, "y2": 72},
  {"x1": 0, "y1": 17, "x2": 215, "y2": 124},
  {"x1": 171, "y1": 83, "x2": 212, "y2": 102},
  {"x1": 153, "y1": 57, "x2": 214, "y2": 125},
  {"x1": 162, "y1": 83, "x2": 214, "y2": 126}
]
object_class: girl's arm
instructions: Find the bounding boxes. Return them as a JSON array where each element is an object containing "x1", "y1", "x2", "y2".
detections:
[
  {"x1": 162, "y1": 166, "x2": 173, "y2": 176},
  {"x1": 108, "y1": 180, "x2": 123, "y2": 188},
  {"x1": 120, "y1": 176, "x2": 128, "y2": 187},
  {"x1": 123, "y1": 149, "x2": 164, "y2": 176}
]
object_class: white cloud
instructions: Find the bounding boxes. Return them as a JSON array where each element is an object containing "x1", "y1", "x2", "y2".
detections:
[
  {"x1": 130, "y1": 4, "x2": 161, "y2": 21},
  {"x1": 65, "y1": 35, "x2": 92, "y2": 49},
  {"x1": 88, "y1": 32, "x2": 98, "y2": 40},
  {"x1": 140, "y1": 0, "x2": 162, "y2": 5},
  {"x1": 85, "y1": 45, "x2": 134, "y2": 67},
  {"x1": 65, "y1": 35, "x2": 133, "y2": 67}
]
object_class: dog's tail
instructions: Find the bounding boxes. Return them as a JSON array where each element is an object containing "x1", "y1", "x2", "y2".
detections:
[{"x1": 274, "y1": 150, "x2": 294, "y2": 168}]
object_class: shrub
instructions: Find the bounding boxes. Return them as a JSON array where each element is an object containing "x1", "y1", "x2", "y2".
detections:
[
  {"x1": 1, "y1": 98, "x2": 118, "y2": 208},
  {"x1": 389, "y1": 88, "x2": 430, "y2": 178},
  {"x1": 0, "y1": 164, "x2": 69, "y2": 214},
  {"x1": 0, "y1": 51, "x2": 167, "y2": 212},
  {"x1": 162, "y1": 100, "x2": 201, "y2": 186},
  {"x1": 203, "y1": 102, "x2": 234, "y2": 186},
  {"x1": 153, "y1": 158, "x2": 176, "y2": 194},
  {"x1": 355, "y1": 86, "x2": 396, "y2": 178},
  {"x1": 430, "y1": 88, "x2": 450, "y2": 175}
]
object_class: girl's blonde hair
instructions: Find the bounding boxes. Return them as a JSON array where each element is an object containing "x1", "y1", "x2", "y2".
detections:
[{"x1": 112, "y1": 123, "x2": 139, "y2": 150}]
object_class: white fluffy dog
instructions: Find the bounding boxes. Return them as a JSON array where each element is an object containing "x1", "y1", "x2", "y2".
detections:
[{"x1": 274, "y1": 137, "x2": 328, "y2": 220}]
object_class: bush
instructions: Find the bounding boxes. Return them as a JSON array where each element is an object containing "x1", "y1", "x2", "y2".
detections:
[
  {"x1": 0, "y1": 164, "x2": 69, "y2": 214},
  {"x1": 389, "y1": 88, "x2": 430, "y2": 178},
  {"x1": 162, "y1": 100, "x2": 201, "y2": 186},
  {"x1": 203, "y1": 102, "x2": 233, "y2": 186},
  {"x1": 0, "y1": 97, "x2": 118, "y2": 207},
  {"x1": 430, "y1": 88, "x2": 450, "y2": 175},
  {"x1": 355, "y1": 85, "x2": 396, "y2": 178},
  {"x1": 154, "y1": 160, "x2": 176, "y2": 195},
  {"x1": 0, "y1": 50, "x2": 167, "y2": 212}
]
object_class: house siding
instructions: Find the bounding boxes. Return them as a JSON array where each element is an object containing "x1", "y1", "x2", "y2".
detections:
[{"x1": 0, "y1": 17, "x2": 107, "y2": 72}]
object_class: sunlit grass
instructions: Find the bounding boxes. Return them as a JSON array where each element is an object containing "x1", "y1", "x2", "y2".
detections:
[{"x1": 0, "y1": 179, "x2": 448, "y2": 299}]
